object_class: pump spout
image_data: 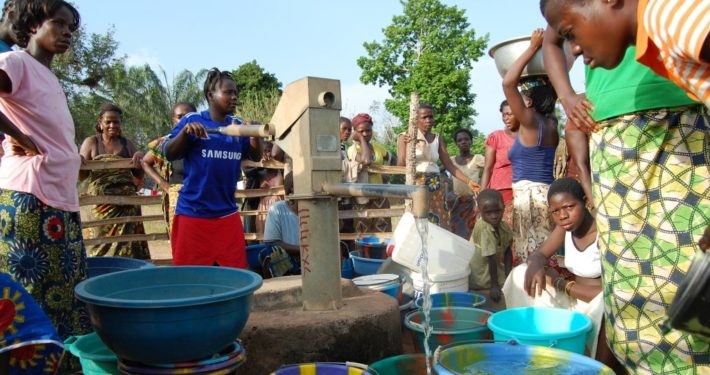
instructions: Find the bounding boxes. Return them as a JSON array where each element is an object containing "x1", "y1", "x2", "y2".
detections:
[
  {"x1": 322, "y1": 183, "x2": 429, "y2": 218},
  {"x1": 206, "y1": 124, "x2": 275, "y2": 138}
]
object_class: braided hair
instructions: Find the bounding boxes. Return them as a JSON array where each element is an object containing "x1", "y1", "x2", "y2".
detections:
[
  {"x1": 13, "y1": 0, "x2": 80, "y2": 47},
  {"x1": 520, "y1": 76, "x2": 557, "y2": 115},
  {"x1": 203, "y1": 68, "x2": 235, "y2": 101}
]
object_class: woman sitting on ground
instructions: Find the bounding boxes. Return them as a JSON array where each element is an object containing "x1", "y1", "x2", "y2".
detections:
[{"x1": 502, "y1": 178, "x2": 616, "y2": 368}]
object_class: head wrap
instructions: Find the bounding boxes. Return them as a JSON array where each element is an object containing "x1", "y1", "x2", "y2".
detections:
[
  {"x1": 351, "y1": 113, "x2": 373, "y2": 128},
  {"x1": 518, "y1": 76, "x2": 549, "y2": 92}
]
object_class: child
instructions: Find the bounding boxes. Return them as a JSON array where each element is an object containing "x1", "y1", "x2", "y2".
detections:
[
  {"x1": 142, "y1": 102, "x2": 196, "y2": 236},
  {"x1": 502, "y1": 178, "x2": 616, "y2": 367},
  {"x1": 502, "y1": 29, "x2": 559, "y2": 266},
  {"x1": 469, "y1": 189, "x2": 513, "y2": 303},
  {"x1": 164, "y1": 68, "x2": 262, "y2": 268},
  {"x1": 539, "y1": 0, "x2": 710, "y2": 108},
  {"x1": 0, "y1": 0, "x2": 90, "y2": 371}
]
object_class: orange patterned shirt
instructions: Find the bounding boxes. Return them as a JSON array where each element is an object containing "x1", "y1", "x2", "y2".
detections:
[{"x1": 636, "y1": 0, "x2": 710, "y2": 108}]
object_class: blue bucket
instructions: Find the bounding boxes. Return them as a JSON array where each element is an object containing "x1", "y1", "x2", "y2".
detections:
[
  {"x1": 487, "y1": 307, "x2": 591, "y2": 354},
  {"x1": 86, "y1": 256, "x2": 154, "y2": 278},
  {"x1": 434, "y1": 342, "x2": 615, "y2": 374},
  {"x1": 341, "y1": 257, "x2": 354, "y2": 279},
  {"x1": 353, "y1": 274, "x2": 401, "y2": 302},
  {"x1": 369, "y1": 354, "x2": 428, "y2": 375},
  {"x1": 349, "y1": 251, "x2": 385, "y2": 276},
  {"x1": 404, "y1": 307, "x2": 492, "y2": 352},
  {"x1": 272, "y1": 362, "x2": 371, "y2": 374},
  {"x1": 414, "y1": 292, "x2": 486, "y2": 309}
]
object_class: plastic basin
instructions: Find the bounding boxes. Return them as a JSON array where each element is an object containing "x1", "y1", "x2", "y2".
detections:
[
  {"x1": 404, "y1": 307, "x2": 492, "y2": 352},
  {"x1": 434, "y1": 342, "x2": 614, "y2": 374},
  {"x1": 353, "y1": 274, "x2": 401, "y2": 302},
  {"x1": 65, "y1": 332, "x2": 118, "y2": 375},
  {"x1": 487, "y1": 307, "x2": 592, "y2": 354},
  {"x1": 414, "y1": 292, "x2": 486, "y2": 309},
  {"x1": 86, "y1": 256, "x2": 154, "y2": 278},
  {"x1": 74, "y1": 266, "x2": 262, "y2": 364},
  {"x1": 349, "y1": 251, "x2": 385, "y2": 276},
  {"x1": 369, "y1": 354, "x2": 427, "y2": 375},
  {"x1": 355, "y1": 236, "x2": 386, "y2": 259},
  {"x1": 272, "y1": 363, "x2": 371, "y2": 374}
]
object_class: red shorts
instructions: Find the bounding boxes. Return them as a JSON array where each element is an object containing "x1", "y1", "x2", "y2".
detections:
[{"x1": 171, "y1": 212, "x2": 247, "y2": 268}]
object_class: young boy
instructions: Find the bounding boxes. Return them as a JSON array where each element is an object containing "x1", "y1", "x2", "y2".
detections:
[
  {"x1": 540, "y1": 0, "x2": 710, "y2": 108},
  {"x1": 468, "y1": 189, "x2": 513, "y2": 303}
]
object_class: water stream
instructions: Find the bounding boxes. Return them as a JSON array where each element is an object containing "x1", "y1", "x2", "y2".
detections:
[{"x1": 414, "y1": 217, "x2": 433, "y2": 375}]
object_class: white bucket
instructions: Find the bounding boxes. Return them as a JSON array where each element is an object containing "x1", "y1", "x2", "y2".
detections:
[
  {"x1": 392, "y1": 213, "x2": 474, "y2": 275},
  {"x1": 411, "y1": 269, "x2": 470, "y2": 295}
]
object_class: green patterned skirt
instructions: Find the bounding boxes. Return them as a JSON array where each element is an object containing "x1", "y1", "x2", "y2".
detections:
[
  {"x1": 0, "y1": 189, "x2": 91, "y2": 340},
  {"x1": 591, "y1": 104, "x2": 710, "y2": 374}
]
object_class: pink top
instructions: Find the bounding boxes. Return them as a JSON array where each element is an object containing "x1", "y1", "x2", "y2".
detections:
[
  {"x1": 0, "y1": 51, "x2": 81, "y2": 212},
  {"x1": 485, "y1": 130, "x2": 514, "y2": 194}
]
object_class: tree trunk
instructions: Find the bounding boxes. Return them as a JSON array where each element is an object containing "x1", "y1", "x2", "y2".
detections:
[{"x1": 404, "y1": 92, "x2": 420, "y2": 213}]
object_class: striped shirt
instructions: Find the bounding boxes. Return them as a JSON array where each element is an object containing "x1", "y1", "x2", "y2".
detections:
[{"x1": 636, "y1": 0, "x2": 710, "y2": 108}]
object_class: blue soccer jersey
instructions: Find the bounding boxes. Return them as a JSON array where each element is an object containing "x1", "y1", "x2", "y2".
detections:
[{"x1": 166, "y1": 111, "x2": 250, "y2": 217}]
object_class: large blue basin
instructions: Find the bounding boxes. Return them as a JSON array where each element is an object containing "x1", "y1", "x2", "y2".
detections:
[
  {"x1": 74, "y1": 266, "x2": 262, "y2": 364},
  {"x1": 86, "y1": 256, "x2": 154, "y2": 278}
]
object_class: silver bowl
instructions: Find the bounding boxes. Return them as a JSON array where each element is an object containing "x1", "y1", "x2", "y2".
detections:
[{"x1": 488, "y1": 36, "x2": 575, "y2": 78}]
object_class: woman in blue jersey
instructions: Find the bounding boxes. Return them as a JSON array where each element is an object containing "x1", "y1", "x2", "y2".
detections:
[
  {"x1": 164, "y1": 68, "x2": 262, "y2": 267},
  {"x1": 501, "y1": 29, "x2": 559, "y2": 267}
]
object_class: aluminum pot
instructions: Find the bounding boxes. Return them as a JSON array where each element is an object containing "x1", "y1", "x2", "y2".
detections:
[{"x1": 488, "y1": 35, "x2": 575, "y2": 78}]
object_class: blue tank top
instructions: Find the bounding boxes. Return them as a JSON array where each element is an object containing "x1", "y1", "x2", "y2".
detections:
[{"x1": 507, "y1": 119, "x2": 556, "y2": 184}]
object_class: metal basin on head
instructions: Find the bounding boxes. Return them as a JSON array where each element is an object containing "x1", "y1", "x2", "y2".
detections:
[{"x1": 488, "y1": 35, "x2": 575, "y2": 78}]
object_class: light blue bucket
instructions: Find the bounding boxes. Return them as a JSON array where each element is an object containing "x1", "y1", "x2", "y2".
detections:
[{"x1": 487, "y1": 307, "x2": 591, "y2": 354}]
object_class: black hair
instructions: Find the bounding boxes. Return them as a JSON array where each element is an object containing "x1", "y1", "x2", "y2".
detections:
[
  {"x1": 284, "y1": 171, "x2": 294, "y2": 196},
  {"x1": 418, "y1": 103, "x2": 434, "y2": 112},
  {"x1": 95, "y1": 102, "x2": 122, "y2": 133},
  {"x1": 13, "y1": 0, "x2": 80, "y2": 47},
  {"x1": 520, "y1": 76, "x2": 558, "y2": 115},
  {"x1": 547, "y1": 177, "x2": 586, "y2": 203},
  {"x1": 339, "y1": 116, "x2": 351, "y2": 125},
  {"x1": 477, "y1": 188, "x2": 503, "y2": 207},
  {"x1": 539, "y1": 0, "x2": 586, "y2": 16},
  {"x1": 453, "y1": 128, "x2": 473, "y2": 141},
  {"x1": 173, "y1": 101, "x2": 196, "y2": 113},
  {"x1": 203, "y1": 68, "x2": 235, "y2": 102},
  {"x1": 499, "y1": 100, "x2": 509, "y2": 112}
]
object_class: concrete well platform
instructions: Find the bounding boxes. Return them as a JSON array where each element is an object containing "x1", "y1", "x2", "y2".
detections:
[{"x1": 239, "y1": 276, "x2": 402, "y2": 374}]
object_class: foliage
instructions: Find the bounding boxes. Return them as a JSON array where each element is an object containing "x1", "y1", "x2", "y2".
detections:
[
  {"x1": 357, "y1": 0, "x2": 488, "y2": 144},
  {"x1": 232, "y1": 60, "x2": 282, "y2": 123},
  {"x1": 53, "y1": 26, "x2": 207, "y2": 148}
]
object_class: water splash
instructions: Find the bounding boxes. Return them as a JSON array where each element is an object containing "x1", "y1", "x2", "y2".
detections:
[{"x1": 414, "y1": 217, "x2": 432, "y2": 375}]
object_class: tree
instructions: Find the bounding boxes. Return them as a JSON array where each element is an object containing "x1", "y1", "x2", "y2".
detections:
[
  {"x1": 232, "y1": 60, "x2": 282, "y2": 123},
  {"x1": 52, "y1": 25, "x2": 208, "y2": 148},
  {"x1": 357, "y1": 0, "x2": 488, "y2": 143}
]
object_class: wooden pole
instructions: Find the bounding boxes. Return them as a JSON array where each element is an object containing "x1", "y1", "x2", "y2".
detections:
[{"x1": 404, "y1": 92, "x2": 420, "y2": 213}]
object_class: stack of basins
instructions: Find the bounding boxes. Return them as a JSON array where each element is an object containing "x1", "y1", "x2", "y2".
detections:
[{"x1": 70, "y1": 265, "x2": 262, "y2": 374}]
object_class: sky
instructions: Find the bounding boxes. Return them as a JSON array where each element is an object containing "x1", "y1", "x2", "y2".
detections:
[{"x1": 71, "y1": 0, "x2": 585, "y2": 138}]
